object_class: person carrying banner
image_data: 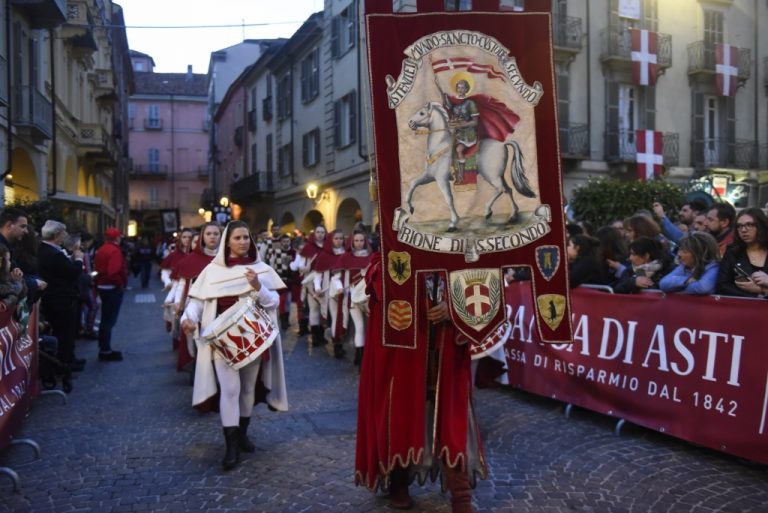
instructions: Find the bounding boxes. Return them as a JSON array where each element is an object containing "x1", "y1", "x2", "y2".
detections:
[
  {"x1": 180, "y1": 221, "x2": 288, "y2": 470},
  {"x1": 341, "y1": 230, "x2": 373, "y2": 366},
  {"x1": 355, "y1": 259, "x2": 485, "y2": 513}
]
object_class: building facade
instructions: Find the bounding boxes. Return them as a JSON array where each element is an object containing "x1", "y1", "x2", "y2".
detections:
[
  {"x1": 127, "y1": 55, "x2": 208, "y2": 234},
  {"x1": 209, "y1": 0, "x2": 768, "y2": 236},
  {"x1": 1, "y1": 0, "x2": 132, "y2": 233}
]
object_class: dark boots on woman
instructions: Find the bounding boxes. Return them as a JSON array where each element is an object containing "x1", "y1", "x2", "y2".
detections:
[
  {"x1": 445, "y1": 467, "x2": 476, "y2": 513},
  {"x1": 279, "y1": 312, "x2": 290, "y2": 330},
  {"x1": 298, "y1": 318, "x2": 310, "y2": 336},
  {"x1": 239, "y1": 417, "x2": 255, "y2": 452},
  {"x1": 387, "y1": 467, "x2": 414, "y2": 510},
  {"x1": 222, "y1": 426, "x2": 241, "y2": 470},
  {"x1": 311, "y1": 325, "x2": 324, "y2": 347}
]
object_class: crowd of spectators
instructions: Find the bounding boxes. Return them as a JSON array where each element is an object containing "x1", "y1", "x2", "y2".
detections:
[{"x1": 566, "y1": 200, "x2": 768, "y2": 299}]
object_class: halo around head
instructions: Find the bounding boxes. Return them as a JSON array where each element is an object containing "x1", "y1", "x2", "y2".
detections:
[{"x1": 450, "y1": 71, "x2": 475, "y2": 94}]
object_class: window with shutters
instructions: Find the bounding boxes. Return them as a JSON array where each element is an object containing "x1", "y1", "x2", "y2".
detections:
[
  {"x1": 266, "y1": 134, "x2": 274, "y2": 175},
  {"x1": 605, "y1": 81, "x2": 655, "y2": 161},
  {"x1": 277, "y1": 74, "x2": 291, "y2": 120},
  {"x1": 248, "y1": 87, "x2": 258, "y2": 131},
  {"x1": 128, "y1": 103, "x2": 135, "y2": 129},
  {"x1": 334, "y1": 91, "x2": 357, "y2": 149},
  {"x1": 303, "y1": 128, "x2": 321, "y2": 167},
  {"x1": 263, "y1": 74, "x2": 273, "y2": 121},
  {"x1": 703, "y1": 10, "x2": 724, "y2": 68},
  {"x1": 331, "y1": 5, "x2": 356, "y2": 59},
  {"x1": 148, "y1": 148, "x2": 160, "y2": 172},
  {"x1": 278, "y1": 143, "x2": 293, "y2": 177},
  {"x1": 704, "y1": 95, "x2": 719, "y2": 166},
  {"x1": 147, "y1": 104, "x2": 160, "y2": 128},
  {"x1": 301, "y1": 49, "x2": 320, "y2": 103},
  {"x1": 250, "y1": 143, "x2": 257, "y2": 175}
]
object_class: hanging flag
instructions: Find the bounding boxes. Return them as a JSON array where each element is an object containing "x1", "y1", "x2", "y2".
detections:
[
  {"x1": 630, "y1": 28, "x2": 658, "y2": 86},
  {"x1": 715, "y1": 43, "x2": 739, "y2": 97},
  {"x1": 636, "y1": 129, "x2": 663, "y2": 181},
  {"x1": 431, "y1": 58, "x2": 505, "y2": 80}
]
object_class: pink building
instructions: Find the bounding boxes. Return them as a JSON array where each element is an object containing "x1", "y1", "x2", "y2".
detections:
[
  {"x1": 128, "y1": 52, "x2": 208, "y2": 235},
  {"x1": 213, "y1": 73, "x2": 247, "y2": 204}
]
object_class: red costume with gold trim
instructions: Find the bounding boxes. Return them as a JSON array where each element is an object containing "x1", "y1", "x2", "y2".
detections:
[{"x1": 354, "y1": 257, "x2": 487, "y2": 492}]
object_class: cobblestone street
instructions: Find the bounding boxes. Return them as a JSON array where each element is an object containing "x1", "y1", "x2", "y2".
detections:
[{"x1": 1, "y1": 275, "x2": 766, "y2": 512}]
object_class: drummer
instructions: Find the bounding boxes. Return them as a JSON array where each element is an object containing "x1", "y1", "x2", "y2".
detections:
[{"x1": 180, "y1": 221, "x2": 288, "y2": 470}]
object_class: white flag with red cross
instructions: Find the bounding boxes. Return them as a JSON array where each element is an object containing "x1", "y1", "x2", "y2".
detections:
[
  {"x1": 630, "y1": 29, "x2": 658, "y2": 86},
  {"x1": 636, "y1": 129, "x2": 663, "y2": 181},
  {"x1": 715, "y1": 43, "x2": 738, "y2": 97}
]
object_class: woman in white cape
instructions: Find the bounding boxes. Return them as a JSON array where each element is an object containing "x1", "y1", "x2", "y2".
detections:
[{"x1": 181, "y1": 221, "x2": 288, "y2": 470}]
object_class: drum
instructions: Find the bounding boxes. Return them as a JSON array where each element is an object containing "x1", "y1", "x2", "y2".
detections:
[{"x1": 200, "y1": 298, "x2": 278, "y2": 370}]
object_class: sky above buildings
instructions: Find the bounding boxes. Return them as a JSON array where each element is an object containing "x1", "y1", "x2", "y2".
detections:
[{"x1": 118, "y1": 0, "x2": 324, "y2": 73}]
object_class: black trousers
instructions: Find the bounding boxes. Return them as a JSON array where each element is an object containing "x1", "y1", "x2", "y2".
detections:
[{"x1": 42, "y1": 297, "x2": 79, "y2": 364}]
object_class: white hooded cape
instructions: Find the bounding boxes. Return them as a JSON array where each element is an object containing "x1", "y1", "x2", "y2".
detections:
[{"x1": 182, "y1": 224, "x2": 288, "y2": 411}]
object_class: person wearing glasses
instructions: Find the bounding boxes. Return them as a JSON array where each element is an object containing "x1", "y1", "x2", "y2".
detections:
[{"x1": 716, "y1": 207, "x2": 768, "y2": 298}]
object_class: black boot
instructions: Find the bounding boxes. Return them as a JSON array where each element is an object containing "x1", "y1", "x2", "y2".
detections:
[
  {"x1": 239, "y1": 417, "x2": 256, "y2": 453},
  {"x1": 280, "y1": 312, "x2": 290, "y2": 330},
  {"x1": 222, "y1": 426, "x2": 241, "y2": 470},
  {"x1": 333, "y1": 342, "x2": 346, "y2": 360},
  {"x1": 311, "y1": 325, "x2": 324, "y2": 347},
  {"x1": 298, "y1": 318, "x2": 310, "y2": 336},
  {"x1": 354, "y1": 347, "x2": 363, "y2": 366}
]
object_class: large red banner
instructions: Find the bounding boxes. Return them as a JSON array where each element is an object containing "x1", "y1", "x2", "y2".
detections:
[
  {"x1": 503, "y1": 281, "x2": 768, "y2": 464},
  {"x1": 365, "y1": 0, "x2": 572, "y2": 346},
  {"x1": 0, "y1": 307, "x2": 36, "y2": 451}
]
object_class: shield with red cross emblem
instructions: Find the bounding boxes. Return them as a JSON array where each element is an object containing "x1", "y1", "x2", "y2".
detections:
[{"x1": 448, "y1": 269, "x2": 502, "y2": 333}]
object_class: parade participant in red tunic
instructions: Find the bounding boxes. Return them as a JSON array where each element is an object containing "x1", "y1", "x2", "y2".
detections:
[
  {"x1": 355, "y1": 259, "x2": 486, "y2": 513},
  {"x1": 314, "y1": 229, "x2": 347, "y2": 358},
  {"x1": 172, "y1": 222, "x2": 221, "y2": 371},
  {"x1": 340, "y1": 230, "x2": 373, "y2": 366},
  {"x1": 181, "y1": 221, "x2": 287, "y2": 470},
  {"x1": 296, "y1": 226, "x2": 327, "y2": 347},
  {"x1": 289, "y1": 237, "x2": 309, "y2": 336},
  {"x1": 161, "y1": 228, "x2": 194, "y2": 337}
]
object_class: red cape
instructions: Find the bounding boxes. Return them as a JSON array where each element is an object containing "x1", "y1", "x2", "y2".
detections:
[
  {"x1": 354, "y1": 259, "x2": 487, "y2": 491},
  {"x1": 313, "y1": 234, "x2": 345, "y2": 272},
  {"x1": 446, "y1": 93, "x2": 520, "y2": 157}
]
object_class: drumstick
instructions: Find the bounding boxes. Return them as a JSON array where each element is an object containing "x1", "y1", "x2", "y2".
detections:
[{"x1": 209, "y1": 268, "x2": 271, "y2": 285}]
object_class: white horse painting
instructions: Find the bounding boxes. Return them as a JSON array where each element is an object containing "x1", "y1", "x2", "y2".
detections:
[{"x1": 405, "y1": 101, "x2": 536, "y2": 232}]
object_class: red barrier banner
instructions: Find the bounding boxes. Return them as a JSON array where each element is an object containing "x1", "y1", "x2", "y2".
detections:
[
  {"x1": 503, "y1": 281, "x2": 768, "y2": 464},
  {"x1": 0, "y1": 308, "x2": 36, "y2": 451}
]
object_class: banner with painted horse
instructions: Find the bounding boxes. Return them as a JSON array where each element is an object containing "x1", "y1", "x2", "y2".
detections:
[{"x1": 366, "y1": 0, "x2": 572, "y2": 344}]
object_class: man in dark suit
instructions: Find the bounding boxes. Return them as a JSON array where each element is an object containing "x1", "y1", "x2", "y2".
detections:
[
  {"x1": 38, "y1": 220, "x2": 85, "y2": 372},
  {"x1": 0, "y1": 207, "x2": 46, "y2": 299}
]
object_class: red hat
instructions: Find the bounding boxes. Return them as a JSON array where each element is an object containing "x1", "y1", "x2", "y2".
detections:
[{"x1": 105, "y1": 227, "x2": 122, "y2": 239}]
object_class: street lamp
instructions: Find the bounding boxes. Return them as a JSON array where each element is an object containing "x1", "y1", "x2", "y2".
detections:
[
  {"x1": 214, "y1": 196, "x2": 232, "y2": 225},
  {"x1": 306, "y1": 183, "x2": 318, "y2": 200}
]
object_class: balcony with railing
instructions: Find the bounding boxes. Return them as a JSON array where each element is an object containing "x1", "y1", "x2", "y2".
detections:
[
  {"x1": 76, "y1": 122, "x2": 116, "y2": 162},
  {"x1": 559, "y1": 123, "x2": 589, "y2": 159},
  {"x1": 10, "y1": 0, "x2": 66, "y2": 29},
  {"x1": 0, "y1": 56, "x2": 7, "y2": 107},
  {"x1": 553, "y1": 16, "x2": 582, "y2": 54},
  {"x1": 691, "y1": 138, "x2": 758, "y2": 169},
  {"x1": 604, "y1": 130, "x2": 679, "y2": 166},
  {"x1": 91, "y1": 69, "x2": 117, "y2": 101},
  {"x1": 12, "y1": 86, "x2": 53, "y2": 142},
  {"x1": 759, "y1": 144, "x2": 768, "y2": 169},
  {"x1": 600, "y1": 27, "x2": 672, "y2": 72},
  {"x1": 229, "y1": 172, "x2": 275, "y2": 203},
  {"x1": 144, "y1": 117, "x2": 163, "y2": 130},
  {"x1": 130, "y1": 164, "x2": 169, "y2": 178},
  {"x1": 687, "y1": 41, "x2": 750, "y2": 81},
  {"x1": 62, "y1": 0, "x2": 97, "y2": 53}
]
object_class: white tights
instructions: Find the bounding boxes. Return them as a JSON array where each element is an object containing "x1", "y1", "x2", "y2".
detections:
[
  {"x1": 349, "y1": 305, "x2": 365, "y2": 348},
  {"x1": 214, "y1": 358, "x2": 261, "y2": 427}
]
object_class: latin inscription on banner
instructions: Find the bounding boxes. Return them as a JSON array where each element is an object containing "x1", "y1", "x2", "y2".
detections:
[{"x1": 388, "y1": 30, "x2": 550, "y2": 263}]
